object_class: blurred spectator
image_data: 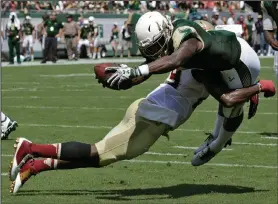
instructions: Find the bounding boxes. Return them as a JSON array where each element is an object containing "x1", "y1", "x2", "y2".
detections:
[
  {"x1": 37, "y1": 14, "x2": 49, "y2": 52},
  {"x1": 22, "y1": 16, "x2": 35, "y2": 61},
  {"x1": 9, "y1": 1, "x2": 17, "y2": 12},
  {"x1": 62, "y1": 14, "x2": 80, "y2": 60},
  {"x1": 41, "y1": 12, "x2": 63, "y2": 63},
  {"x1": 6, "y1": 12, "x2": 21, "y2": 64},
  {"x1": 55, "y1": 1, "x2": 64, "y2": 13},
  {"x1": 120, "y1": 21, "x2": 132, "y2": 58},
  {"x1": 88, "y1": 16, "x2": 100, "y2": 59},
  {"x1": 222, "y1": 16, "x2": 227, "y2": 25},
  {"x1": 227, "y1": 13, "x2": 235, "y2": 25},
  {"x1": 237, "y1": 15, "x2": 248, "y2": 41},
  {"x1": 77, "y1": 19, "x2": 92, "y2": 58},
  {"x1": 1, "y1": 1, "x2": 248, "y2": 14},
  {"x1": 1, "y1": 24, "x2": 9, "y2": 61},
  {"x1": 246, "y1": 14, "x2": 255, "y2": 46},
  {"x1": 202, "y1": 14, "x2": 209, "y2": 22},
  {"x1": 255, "y1": 15, "x2": 267, "y2": 56},
  {"x1": 214, "y1": 12, "x2": 224, "y2": 25},
  {"x1": 187, "y1": 6, "x2": 202, "y2": 21},
  {"x1": 110, "y1": 22, "x2": 120, "y2": 57}
]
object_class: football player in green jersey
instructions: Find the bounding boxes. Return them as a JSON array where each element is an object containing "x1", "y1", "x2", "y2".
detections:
[
  {"x1": 22, "y1": 16, "x2": 35, "y2": 61},
  {"x1": 77, "y1": 19, "x2": 92, "y2": 58},
  {"x1": 105, "y1": 11, "x2": 275, "y2": 166}
]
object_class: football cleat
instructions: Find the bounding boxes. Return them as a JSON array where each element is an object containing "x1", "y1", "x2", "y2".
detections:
[
  {"x1": 1, "y1": 120, "x2": 18, "y2": 140},
  {"x1": 10, "y1": 158, "x2": 36, "y2": 194},
  {"x1": 9, "y1": 138, "x2": 32, "y2": 181},
  {"x1": 191, "y1": 146, "x2": 217, "y2": 166},
  {"x1": 194, "y1": 134, "x2": 233, "y2": 155},
  {"x1": 194, "y1": 134, "x2": 215, "y2": 155}
]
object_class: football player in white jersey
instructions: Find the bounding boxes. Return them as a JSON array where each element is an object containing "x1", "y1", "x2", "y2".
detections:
[
  {"x1": 1, "y1": 112, "x2": 18, "y2": 140},
  {"x1": 9, "y1": 18, "x2": 275, "y2": 194}
]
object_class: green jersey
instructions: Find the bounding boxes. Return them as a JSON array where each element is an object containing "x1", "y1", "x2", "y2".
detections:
[
  {"x1": 22, "y1": 23, "x2": 34, "y2": 35},
  {"x1": 44, "y1": 20, "x2": 63, "y2": 36},
  {"x1": 262, "y1": 1, "x2": 278, "y2": 27},
  {"x1": 7, "y1": 23, "x2": 20, "y2": 38},
  {"x1": 112, "y1": 29, "x2": 119, "y2": 39},
  {"x1": 80, "y1": 26, "x2": 90, "y2": 39},
  {"x1": 171, "y1": 19, "x2": 241, "y2": 71}
]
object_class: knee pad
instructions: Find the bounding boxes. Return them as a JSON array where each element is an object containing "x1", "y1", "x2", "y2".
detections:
[{"x1": 223, "y1": 113, "x2": 244, "y2": 132}]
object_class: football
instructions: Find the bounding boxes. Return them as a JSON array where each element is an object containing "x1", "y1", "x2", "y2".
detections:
[{"x1": 94, "y1": 63, "x2": 132, "y2": 90}]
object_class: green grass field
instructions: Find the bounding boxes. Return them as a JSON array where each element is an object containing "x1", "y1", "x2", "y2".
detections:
[{"x1": 1, "y1": 58, "x2": 277, "y2": 204}]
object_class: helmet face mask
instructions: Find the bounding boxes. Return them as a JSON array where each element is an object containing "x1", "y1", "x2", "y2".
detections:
[
  {"x1": 136, "y1": 11, "x2": 173, "y2": 60},
  {"x1": 138, "y1": 30, "x2": 168, "y2": 60}
]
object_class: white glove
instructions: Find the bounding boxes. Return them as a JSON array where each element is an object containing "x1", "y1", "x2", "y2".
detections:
[{"x1": 105, "y1": 64, "x2": 140, "y2": 89}]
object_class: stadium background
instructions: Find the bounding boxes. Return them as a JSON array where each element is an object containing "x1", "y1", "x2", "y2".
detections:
[
  {"x1": 1, "y1": 1, "x2": 277, "y2": 204},
  {"x1": 2, "y1": 1, "x2": 274, "y2": 60}
]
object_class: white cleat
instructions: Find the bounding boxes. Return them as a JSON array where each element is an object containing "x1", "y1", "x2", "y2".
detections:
[
  {"x1": 1, "y1": 120, "x2": 18, "y2": 140},
  {"x1": 9, "y1": 138, "x2": 32, "y2": 181},
  {"x1": 10, "y1": 158, "x2": 36, "y2": 194}
]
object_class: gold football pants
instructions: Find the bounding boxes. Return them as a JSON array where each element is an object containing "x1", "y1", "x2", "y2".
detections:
[{"x1": 95, "y1": 98, "x2": 169, "y2": 166}]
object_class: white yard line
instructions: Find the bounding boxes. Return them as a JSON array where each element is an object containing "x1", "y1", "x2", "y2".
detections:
[
  {"x1": 232, "y1": 142, "x2": 277, "y2": 146},
  {"x1": 145, "y1": 152, "x2": 188, "y2": 156},
  {"x1": 261, "y1": 136, "x2": 278, "y2": 140},
  {"x1": 173, "y1": 146, "x2": 233, "y2": 151},
  {"x1": 1, "y1": 173, "x2": 8, "y2": 176},
  {"x1": 175, "y1": 142, "x2": 277, "y2": 148},
  {"x1": 13, "y1": 123, "x2": 275, "y2": 136},
  {"x1": 0, "y1": 158, "x2": 276, "y2": 169},
  {"x1": 3, "y1": 105, "x2": 277, "y2": 115},
  {"x1": 2, "y1": 154, "x2": 13, "y2": 157},
  {"x1": 1, "y1": 57, "x2": 273, "y2": 67},
  {"x1": 125, "y1": 159, "x2": 278, "y2": 169},
  {"x1": 3, "y1": 95, "x2": 277, "y2": 101}
]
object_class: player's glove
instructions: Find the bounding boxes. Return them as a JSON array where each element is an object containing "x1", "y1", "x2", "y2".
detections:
[
  {"x1": 105, "y1": 64, "x2": 142, "y2": 89},
  {"x1": 258, "y1": 80, "x2": 276, "y2": 97},
  {"x1": 248, "y1": 94, "x2": 259, "y2": 119}
]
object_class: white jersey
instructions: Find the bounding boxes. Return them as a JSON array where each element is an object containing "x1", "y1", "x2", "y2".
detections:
[{"x1": 138, "y1": 69, "x2": 209, "y2": 129}]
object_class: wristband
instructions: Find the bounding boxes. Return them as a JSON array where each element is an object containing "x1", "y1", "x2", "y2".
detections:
[{"x1": 137, "y1": 64, "x2": 150, "y2": 76}]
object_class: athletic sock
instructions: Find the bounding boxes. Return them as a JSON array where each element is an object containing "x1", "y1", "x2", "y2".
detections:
[
  {"x1": 210, "y1": 113, "x2": 243, "y2": 153},
  {"x1": 30, "y1": 143, "x2": 60, "y2": 158}
]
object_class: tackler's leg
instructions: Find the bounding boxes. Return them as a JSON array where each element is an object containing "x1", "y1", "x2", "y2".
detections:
[{"x1": 192, "y1": 37, "x2": 260, "y2": 166}]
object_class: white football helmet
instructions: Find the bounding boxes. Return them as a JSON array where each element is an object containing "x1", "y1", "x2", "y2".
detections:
[
  {"x1": 88, "y1": 16, "x2": 95, "y2": 24},
  {"x1": 135, "y1": 11, "x2": 173, "y2": 60}
]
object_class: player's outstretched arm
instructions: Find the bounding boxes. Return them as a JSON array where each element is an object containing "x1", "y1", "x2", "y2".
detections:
[
  {"x1": 105, "y1": 38, "x2": 202, "y2": 88},
  {"x1": 138, "y1": 38, "x2": 203, "y2": 75}
]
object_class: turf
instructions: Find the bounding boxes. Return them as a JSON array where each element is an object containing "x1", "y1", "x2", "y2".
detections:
[{"x1": 1, "y1": 58, "x2": 277, "y2": 204}]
